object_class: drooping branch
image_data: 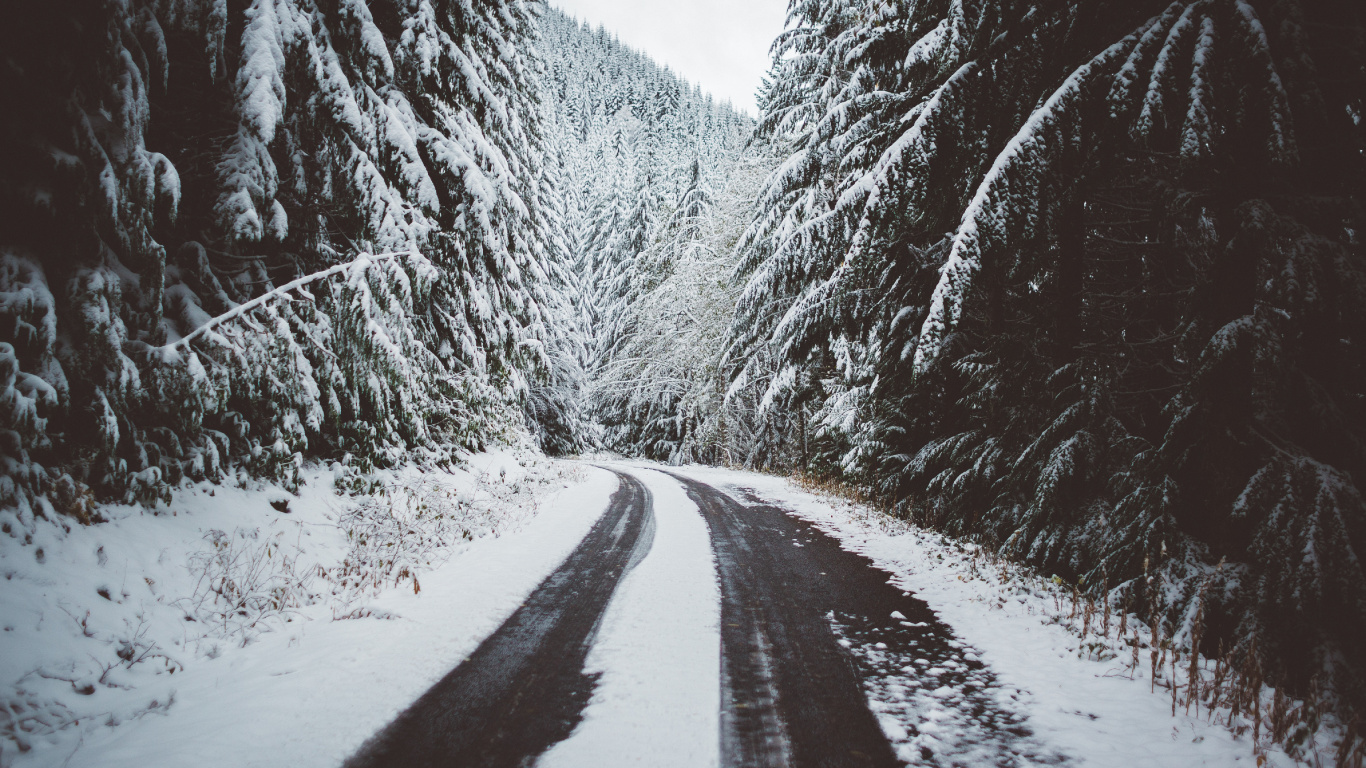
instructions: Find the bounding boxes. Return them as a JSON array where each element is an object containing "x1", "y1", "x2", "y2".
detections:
[{"x1": 162, "y1": 251, "x2": 413, "y2": 350}]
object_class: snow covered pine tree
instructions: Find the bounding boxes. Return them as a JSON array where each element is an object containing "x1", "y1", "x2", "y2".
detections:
[
  {"x1": 738, "y1": 0, "x2": 1365, "y2": 750},
  {"x1": 535, "y1": 10, "x2": 766, "y2": 462},
  {"x1": 0, "y1": 0, "x2": 552, "y2": 523}
]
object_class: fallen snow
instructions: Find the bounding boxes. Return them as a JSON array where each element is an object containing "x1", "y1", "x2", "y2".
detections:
[
  {"x1": 2, "y1": 450, "x2": 615, "y2": 768},
  {"x1": 7, "y1": 455, "x2": 1333, "y2": 767},
  {"x1": 539, "y1": 466, "x2": 721, "y2": 768},
  {"x1": 668, "y1": 465, "x2": 1305, "y2": 768}
]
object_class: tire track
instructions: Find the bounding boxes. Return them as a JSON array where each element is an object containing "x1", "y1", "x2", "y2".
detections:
[
  {"x1": 670, "y1": 472, "x2": 1059, "y2": 768},
  {"x1": 666, "y1": 471, "x2": 900, "y2": 768},
  {"x1": 344, "y1": 469, "x2": 654, "y2": 768}
]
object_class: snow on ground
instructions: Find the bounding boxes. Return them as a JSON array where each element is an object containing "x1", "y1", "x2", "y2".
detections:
[
  {"x1": 539, "y1": 466, "x2": 721, "y2": 768},
  {"x1": 7, "y1": 453, "x2": 1335, "y2": 768},
  {"x1": 669, "y1": 465, "x2": 1312, "y2": 768},
  {"x1": 2, "y1": 449, "x2": 615, "y2": 768}
]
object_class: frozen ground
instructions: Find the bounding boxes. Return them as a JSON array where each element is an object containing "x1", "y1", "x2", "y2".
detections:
[
  {"x1": 668, "y1": 464, "x2": 1324, "y2": 768},
  {"x1": 539, "y1": 466, "x2": 721, "y2": 768},
  {"x1": 3, "y1": 458, "x2": 1339, "y2": 767},
  {"x1": 1, "y1": 450, "x2": 614, "y2": 768}
]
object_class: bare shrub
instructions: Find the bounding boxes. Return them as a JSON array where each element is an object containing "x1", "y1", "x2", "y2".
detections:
[
  {"x1": 319, "y1": 460, "x2": 575, "y2": 610},
  {"x1": 178, "y1": 528, "x2": 316, "y2": 646},
  {"x1": 0, "y1": 691, "x2": 77, "y2": 754}
]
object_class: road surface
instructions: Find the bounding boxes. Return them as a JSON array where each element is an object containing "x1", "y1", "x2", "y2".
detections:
[
  {"x1": 346, "y1": 466, "x2": 1038, "y2": 767},
  {"x1": 344, "y1": 470, "x2": 654, "y2": 768}
]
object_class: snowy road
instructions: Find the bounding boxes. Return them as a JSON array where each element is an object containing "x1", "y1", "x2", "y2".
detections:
[
  {"x1": 29, "y1": 462, "x2": 1285, "y2": 768},
  {"x1": 344, "y1": 466, "x2": 1044, "y2": 768},
  {"x1": 344, "y1": 470, "x2": 655, "y2": 768},
  {"x1": 672, "y1": 470, "x2": 899, "y2": 768},
  {"x1": 670, "y1": 472, "x2": 1053, "y2": 768}
]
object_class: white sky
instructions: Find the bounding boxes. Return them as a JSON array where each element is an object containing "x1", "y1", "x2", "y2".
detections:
[{"x1": 549, "y1": 0, "x2": 790, "y2": 116}]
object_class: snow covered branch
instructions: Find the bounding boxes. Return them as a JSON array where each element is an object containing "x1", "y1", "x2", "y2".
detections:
[{"x1": 162, "y1": 252, "x2": 412, "y2": 351}]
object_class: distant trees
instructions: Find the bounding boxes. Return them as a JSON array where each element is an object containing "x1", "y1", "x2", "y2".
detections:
[
  {"x1": 534, "y1": 10, "x2": 762, "y2": 461},
  {"x1": 737, "y1": 0, "x2": 1365, "y2": 735}
]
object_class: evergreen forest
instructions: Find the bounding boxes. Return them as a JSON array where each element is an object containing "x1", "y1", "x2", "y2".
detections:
[{"x1": 1, "y1": 0, "x2": 1362, "y2": 756}]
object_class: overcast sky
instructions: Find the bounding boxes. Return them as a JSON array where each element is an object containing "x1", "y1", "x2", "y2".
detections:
[{"x1": 549, "y1": 0, "x2": 789, "y2": 116}]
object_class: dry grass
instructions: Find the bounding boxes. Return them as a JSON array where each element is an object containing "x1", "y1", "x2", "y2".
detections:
[
  {"x1": 177, "y1": 527, "x2": 317, "y2": 647},
  {"x1": 318, "y1": 459, "x2": 580, "y2": 611}
]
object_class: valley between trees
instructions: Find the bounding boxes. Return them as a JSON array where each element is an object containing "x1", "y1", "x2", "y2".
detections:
[{"x1": 1, "y1": 0, "x2": 1363, "y2": 763}]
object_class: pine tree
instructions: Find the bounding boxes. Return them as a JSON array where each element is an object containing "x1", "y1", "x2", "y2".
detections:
[
  {"x1": 534, "y1": 8, "x2": 759, "y2": 460},
  {"x1": 739, "y1": 0, "x2": 1366, "y2": 725},
  {"x1": 0, "y1": 0, "x2": 555, "y2": 518}
]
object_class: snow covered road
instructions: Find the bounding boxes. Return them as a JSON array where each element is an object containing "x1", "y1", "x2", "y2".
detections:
[
  {"x1": 667, "y1": 470, "x2": 1060, "y2": 768},
  {"x1": 26, "y1": 462, "x2": 1289, "y2": 768},
  {"x1": 345, "y1": 465, "x2": 1056, "y2": 768},
  {"x1": 537, "y1": 468, "x2": 721, "y2": 768},
  {"x1": 672, "y1": 469, "x2": 900, "y2": 768},
  {"x1": 345, "y1": 470, "x2": 655, "y2": 768},
  {"x1": 461, "y1": 464, "x2": 1280, "y2": 767}
]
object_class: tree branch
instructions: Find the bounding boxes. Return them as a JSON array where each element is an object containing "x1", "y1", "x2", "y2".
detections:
[{"x1": 161, "y1": 251, "x2": 411, "y2": 351}]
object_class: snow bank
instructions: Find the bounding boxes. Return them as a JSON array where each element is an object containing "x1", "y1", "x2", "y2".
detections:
[{"x1": 2, "y1": 451, "x2": 614, "y2": 767}]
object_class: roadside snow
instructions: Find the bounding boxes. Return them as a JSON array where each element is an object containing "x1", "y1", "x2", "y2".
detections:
[
  {"x1": 669, "y1": 465, "x2": 1306, "y2": 768},
  {"x1": 8, "y1": 454, "x2": 1332, "y2": 767},
  {"x1": 2, "y1": 450, "x2": 615, "y2": 768},
  {"x1": 538, "y1": 466, "x2": 721, "y2": 768}
]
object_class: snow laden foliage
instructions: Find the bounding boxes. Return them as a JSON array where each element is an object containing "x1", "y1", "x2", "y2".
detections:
[
  {"x1": 0, "y1": 0, "x2": 549, "y2": 521},
  {"x1": 590, "y1": 152, "x2": 785, "y2": 465},
  {"x1": 522, "y1": 144, "x2": 593, "y2": 456},
  {"x1": 739, "y1": 0, "x2": 1366, "y2": 741},
  {"x1": 535, "y1": 11, "x2": 769, "y2": 461}
]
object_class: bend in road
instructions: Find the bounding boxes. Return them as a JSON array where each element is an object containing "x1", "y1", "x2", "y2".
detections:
[
  {"x1": 346, "y1": 466, "x2": 1054, "y2": 768},
  {"x1": 344, "y1": 469, "x2": 654, "y2": 768}
]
